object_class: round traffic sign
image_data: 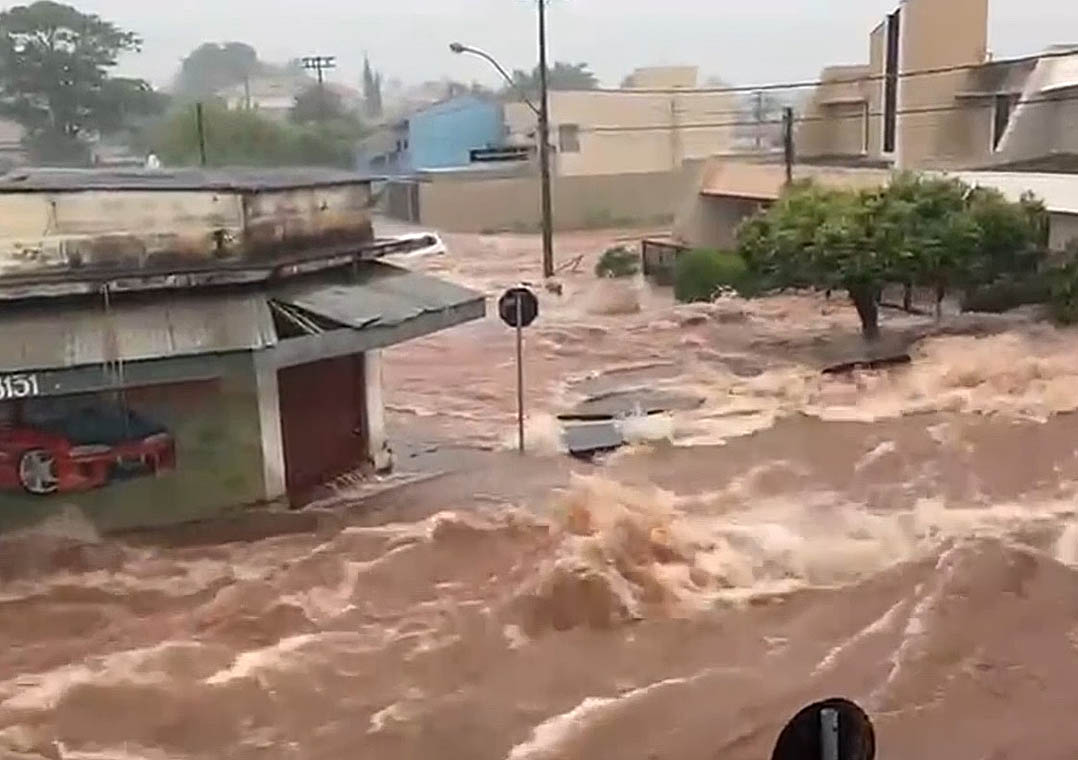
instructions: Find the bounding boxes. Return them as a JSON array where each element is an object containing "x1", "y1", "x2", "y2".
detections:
[
  {"x1": 499, "y1": 287, "x2": 539, "y2": 328},
  {"x1": 771, "y1": 698, "x2": 875, "y2": 760}
]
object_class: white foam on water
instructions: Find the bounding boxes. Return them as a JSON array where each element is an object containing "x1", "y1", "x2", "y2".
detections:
[
  {"x1": 505, "y1": 672, "x2": 711, "y2": 760},
  {"x1": 0, "y1": 641, "x2": 213, "y2": 713},
  {"x1": 204, "y1": 632, "x2": 374, "y2": 686},
  {"x1": 514, "y1": 474, "x2": 1078, "y2": 630}
]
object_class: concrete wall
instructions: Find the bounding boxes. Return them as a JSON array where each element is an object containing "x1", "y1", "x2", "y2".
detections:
[
  {"x1": 0, "y1": 183, "x2": 373, "y2": 282},
  {"x1": 506, "y1": 88, "x2": 739, "y2": 177},
  {"x1": 407, "y1": 169, "x2": 687, "y2": 232},
  {"x1": 673, "y1": 194, "x2": 767, "y2": 251},
  {"x1": 1050, "y1": 212, "x2": 1078, "y2": 251}
]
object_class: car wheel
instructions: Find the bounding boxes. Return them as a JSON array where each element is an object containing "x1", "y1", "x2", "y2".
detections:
[{"x1": 18, "y1": 449, "x2": 60, "y2": 496}]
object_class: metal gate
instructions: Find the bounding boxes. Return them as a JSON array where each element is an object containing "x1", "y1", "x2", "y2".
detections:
[{"x1": 277, "y1": 353, "x2": 367, "y2": 504}]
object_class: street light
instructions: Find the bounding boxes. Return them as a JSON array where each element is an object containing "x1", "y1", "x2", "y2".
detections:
[{"x1": 450, "y1": 7, "x2": 555, "y2": 278}]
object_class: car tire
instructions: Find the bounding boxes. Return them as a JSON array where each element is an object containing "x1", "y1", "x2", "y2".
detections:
[{"x1": 18, "y1": 449, "x2": 60, "y2": 496}]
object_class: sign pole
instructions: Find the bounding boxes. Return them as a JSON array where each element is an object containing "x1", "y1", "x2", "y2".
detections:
[{"x1": 515, "y1": 292, "x2": 525, "y2": 453}]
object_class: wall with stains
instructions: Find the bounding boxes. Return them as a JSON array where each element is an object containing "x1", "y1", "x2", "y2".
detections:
[
  {"x1": 0, "y1": 183, "x2": 373, "y2": 282},
  {"x1": 0, "y1": 352, "x2": 267, "y2": 535}
]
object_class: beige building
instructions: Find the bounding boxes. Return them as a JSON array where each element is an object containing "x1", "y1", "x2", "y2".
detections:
[
  {"x1": 621, "y1": 66, "x2": 700, "y2": 90},
  {"x1": 505, "y1": 67, "x2": 740, "y2": 176},
  {"x1": 798, "y1": 0, "x2": 1078, "y2": 170}
]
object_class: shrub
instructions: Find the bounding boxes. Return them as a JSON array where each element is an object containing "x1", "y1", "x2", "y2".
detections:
[
  {"x1": 674, "y1": 249, "x2": 752, "y2": 303},
  {"x1": 961, "y1": 273, "x2": 1052, "y2": 314},
  {"x1": 1049, "y1": 242, "x2": 1078, "y2": 324},
  {"x1": 595, "y1": 246, "x2": 640, "y2": 278}
]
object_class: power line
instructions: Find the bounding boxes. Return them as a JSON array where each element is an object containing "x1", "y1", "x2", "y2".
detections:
[
  {"x1": 301, "y1": 55, "x2": 337, "y2": 85},
  {"x1": 576, "y1": 89, "x2": 1078, "y2": 134},
  {"x1": 584, "y1": 46, "x2": 1078, "y2": 96}
]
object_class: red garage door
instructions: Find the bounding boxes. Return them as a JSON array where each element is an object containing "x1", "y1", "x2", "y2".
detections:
[{"x1": 277, "y1": 353, "x2": 367, "y2": 504}]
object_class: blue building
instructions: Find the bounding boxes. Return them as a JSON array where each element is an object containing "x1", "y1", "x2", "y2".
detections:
[{"x1": 360, "y1": 95, "x2": 506, "y2": 175}]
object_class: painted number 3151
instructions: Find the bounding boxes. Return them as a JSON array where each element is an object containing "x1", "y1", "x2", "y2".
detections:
[{"x1": 0, "y1": 374, "x2": 41, "y2": 401}]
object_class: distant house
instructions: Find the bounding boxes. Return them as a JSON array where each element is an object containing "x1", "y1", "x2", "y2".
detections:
[
  {"x1": 358, "y1": 95, "x2": 507, "y2": 175},
  {"x1": 217, "y1": 75, "x2": 362, "y2": 121}
]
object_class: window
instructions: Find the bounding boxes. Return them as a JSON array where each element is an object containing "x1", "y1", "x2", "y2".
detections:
[
  {"x1": 993, "y1": 94, "x2": 1017, "y2": 151},
  {"x1": 883, "y1": 9, "x2": 901, "y2": 154},
  {"x1": 558, "y1": 124, "x2": 581, "y2": 153}
]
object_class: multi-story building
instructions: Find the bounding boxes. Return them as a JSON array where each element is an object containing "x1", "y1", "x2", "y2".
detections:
[{"x1": 798, "y1": 0, "x2": 1078, "y2": 170}]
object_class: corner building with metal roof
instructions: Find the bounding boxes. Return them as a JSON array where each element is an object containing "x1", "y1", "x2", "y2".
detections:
[{"x1": 0, "y1": 168, "x2": 484, "y2": 532}]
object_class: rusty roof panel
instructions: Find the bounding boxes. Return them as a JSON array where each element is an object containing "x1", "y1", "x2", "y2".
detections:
[
  {"x1": 0, "y1": 292, "x2": 276, "y2": 373},
  {"x1": 273, "y1": 261, "x2": 485, "y2": 330}
]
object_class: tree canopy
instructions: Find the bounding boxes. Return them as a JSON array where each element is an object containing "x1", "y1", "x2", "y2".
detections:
[
  {"x1": 0, "y1": 1, "x2": 159, "y2": 164},
  {"x1": 173, "y1": 42, "x2": 264, "y2": 100},
  {"x1": 736, "y1": 173, "x2": 1048, "y2": 339},
  {"x1": 510, "y1": 62, "x2": 599, "y2": 94},
  {"x1": 142, "y1": 103, "x2": 361, "y2": 169},
  {"x1": 362, "y1": 54, "x2": 383, "y2": 119},
  {"x1": 291, "y1": 85, "x2": 347, "y2": 125}
]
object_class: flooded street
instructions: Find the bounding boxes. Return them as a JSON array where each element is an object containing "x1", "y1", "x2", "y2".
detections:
[{"x1": 6, "y1": 227, "x2": 1078, "y2": 758}]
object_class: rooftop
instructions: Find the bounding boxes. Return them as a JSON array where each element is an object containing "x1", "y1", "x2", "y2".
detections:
[{"x1": 0, "y1": 167, "x2": 377, "y2": 193}]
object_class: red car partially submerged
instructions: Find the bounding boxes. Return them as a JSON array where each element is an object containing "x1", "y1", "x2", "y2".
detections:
[{"x1": 0, "y1": 401, "x2": 175, "y2": 496}]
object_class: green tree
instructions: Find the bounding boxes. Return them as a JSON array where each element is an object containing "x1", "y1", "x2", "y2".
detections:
[
  {"x1": 291, "y1": 85, "x2": 345, "y2": 124},
  {"x1": 0, "y1": 1, "x2": 154, "y2": 165},
  {"x1": 510, "y1": 62, "x2": 599, "y2": 94},
  {"x1": 173, "y1": 42, "x2": 262, "y2": 100},
  {"x1": 362, "y1": 54, "x2": 382, "y2": 119},
  {"x1": 143, "y1": 103, "x2": 360, "y2": 169},
  {"x1": 735, "y1": 175, "x2": 1046, "y2": 340}
]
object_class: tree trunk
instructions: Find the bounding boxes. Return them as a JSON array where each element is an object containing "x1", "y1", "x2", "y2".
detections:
[
  {"x1": 935, "y1": 283, "x2": 946, "y2": 322},
  {"x1": 849, "y1": 286, "x2": 880, "y2": 341},
  {"x1": 903, "y1": 283, "x2": 913, "y2": 312}
]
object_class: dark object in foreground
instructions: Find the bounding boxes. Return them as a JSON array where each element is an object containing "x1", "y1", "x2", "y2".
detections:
[
  {"x1": 822, "y1": 353, "x2": 911, "y2": 375},
  {"x1": 771, "y1": 697, "x2": 875, "y2": 760},
  {"x1": 562, "y1": 420, "x2": 623, "y2": 460},
  {"x1": 498, "y1": 287, "x2": 539, "y2": 328}
]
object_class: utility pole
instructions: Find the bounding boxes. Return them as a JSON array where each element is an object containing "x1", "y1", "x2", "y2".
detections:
[
  {"x1": 195, "y1": 103, "x2": 207, "y2": 167},
  {"x1": 783, "y1": 106, "x2": 795, "y2": 185},
  {"x1": 753, "y1": 91, "x2": 763, "y2": 152},
  {"x1": 537, "y1": 0, "x2": 555, "y2": 279},
  {"x1": 302, "y1": 55, "x2": 337, "y2": 120}
]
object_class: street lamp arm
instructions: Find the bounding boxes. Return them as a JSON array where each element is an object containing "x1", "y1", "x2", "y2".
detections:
[{"x1": 449, "y1": 42, "x2": 541, "y2": 117}]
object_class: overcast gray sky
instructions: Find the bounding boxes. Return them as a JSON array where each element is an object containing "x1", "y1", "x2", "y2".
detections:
[{"x1": 69, "y1": 0, "x2": 1078, "y2": 90}]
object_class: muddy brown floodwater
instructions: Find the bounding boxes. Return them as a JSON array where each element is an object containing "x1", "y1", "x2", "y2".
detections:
[{"x1": 5, "y1": 226, "x2": 1078, "y2": 759}]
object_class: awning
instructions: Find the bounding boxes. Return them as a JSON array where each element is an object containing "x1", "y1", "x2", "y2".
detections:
[
  {"x1": 0, "y1": 261, "x2": 485, "y2": 376},
  {"x1": 270, "y1": 261, "x2": 485, "y2": 333}
]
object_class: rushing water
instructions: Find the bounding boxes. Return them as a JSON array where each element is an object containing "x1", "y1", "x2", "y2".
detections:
[{"x1": 5, "y1": 228, "x2": 1078, "y2": 759}]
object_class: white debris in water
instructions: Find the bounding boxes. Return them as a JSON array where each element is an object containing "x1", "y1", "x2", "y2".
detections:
[{"x1": 854, "y1": 441, "x2": 898, "y2": 472}]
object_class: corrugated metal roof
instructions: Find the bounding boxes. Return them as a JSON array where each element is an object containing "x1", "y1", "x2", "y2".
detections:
[
  {"x1": 0, "y1": 291, "x2": 276, "y2": 372},
  {"x1": 0, "y1": 167, "x2": 379, "y2": 193},
  {"x1": 272, "y1": 261, "x2": 484, "y2": 330}
]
